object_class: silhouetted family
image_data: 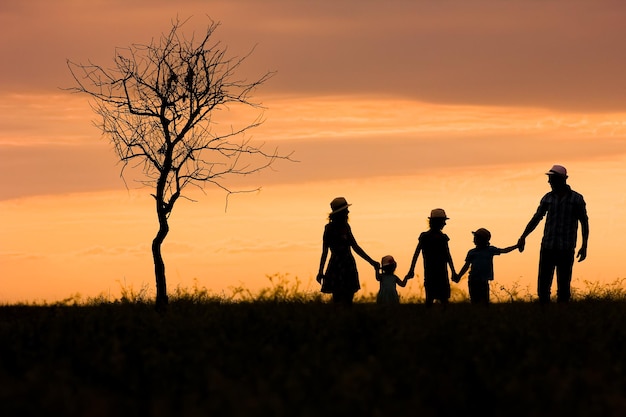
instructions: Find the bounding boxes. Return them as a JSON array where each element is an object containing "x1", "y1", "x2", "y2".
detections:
[{"x1": 317, "y1": 165, "x2": 589, "y2": 306}]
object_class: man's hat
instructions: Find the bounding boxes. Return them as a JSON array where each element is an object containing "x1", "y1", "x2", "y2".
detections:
[{"x1": 546, "y1": 164, "x2": 568, "y2": 178}]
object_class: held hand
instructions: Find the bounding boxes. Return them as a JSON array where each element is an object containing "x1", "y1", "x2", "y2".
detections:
[
  {"x1": 373, "y1": 261, "x2": 381, "y2": 272},
  {"x1": 405, "y1": 271, "x2": 414, "y2": 280},
  {"x1": 316, "y1": 273, "x2": 324, "y2": 284},
  {"x1": 517, "y1": 237, "x2": 526, "y2": 252},
  {"x1": 577, "y1": 246, "x2": 587, "y2": 262}
]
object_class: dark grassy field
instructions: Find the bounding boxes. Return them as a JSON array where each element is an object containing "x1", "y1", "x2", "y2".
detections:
[{"x1": 2, "y1": 298, "x2": 626, "y2": 417}]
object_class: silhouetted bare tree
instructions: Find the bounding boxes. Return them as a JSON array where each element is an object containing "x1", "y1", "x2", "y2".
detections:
[{"x1": 67, "y1": 18, "x2": 291, "y2": 309}]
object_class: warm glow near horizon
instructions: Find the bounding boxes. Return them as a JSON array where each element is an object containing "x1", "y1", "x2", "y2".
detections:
[{"x1": 2, "y1": 154, "x2": 625, "y2": 303}]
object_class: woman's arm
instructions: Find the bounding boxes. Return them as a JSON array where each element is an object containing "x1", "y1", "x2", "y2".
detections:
[
  {"x1": 446, "y1": 246, "x2": 456, "y2": 276},
  {"x1": 352, "y1": 242, "x2": 379, "y2": 269},
  {"x1": 406, "y1": 242, "x2": 421, "y2": 279},
  {"x1": 318, "y1": 243, "x2": 328, "y2": 280},
  {"x1": 317, "y1": 228, "x2": 329, "y2": 283},
  {"x1": 348, "y1": 227, "x2": 379, "y2": 269}
]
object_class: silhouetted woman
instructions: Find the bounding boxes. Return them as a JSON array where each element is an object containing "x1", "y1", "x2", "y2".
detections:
[{"x1": 317, "y1": 197, "x2": 380, "y2": 304}]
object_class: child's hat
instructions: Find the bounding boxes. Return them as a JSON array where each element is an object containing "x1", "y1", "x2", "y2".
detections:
[
  {"x1": 429, "y1": 208, "x2": 449, "y2": 219},
  {"x1": 472, "y1": 228, "x2": 491, "y2": 241},
  {"x1": 330, "y1": 197, "x2": 351, "y2": 214},
  {"x1": 381, "y1": 255, "x2": 396, "y2": 267}
]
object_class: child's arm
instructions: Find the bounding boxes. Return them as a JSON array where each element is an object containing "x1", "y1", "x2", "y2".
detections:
[
  {"x1": 455, "y1": 261, "x2": 470, "y2": 283},
  {"x1": 396, "y1": 274, "x2": 410, "y2": 287},
  {"x1": 498, "y1": 244, "x2": 519, "y2": 254},
  {"x1": 406, "y1": 242, "x2": 421, "y2": 279}
]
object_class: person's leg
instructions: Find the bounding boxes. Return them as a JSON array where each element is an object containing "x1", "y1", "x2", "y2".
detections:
[
  {"x1": 470, "y1": 281, "x2": 489, "y2": 305},
  {"x1": 484, "y1": 281, "x2": 489, "y2": 305},
  {"x1": 424, "y1": 281, "x2": 433, "y2": 307},
  {"x1": 478, "y1": 282, "x2": 489, "y2": 305},
  {"x1": 425, "y1": 294, "x2": 434, "y2": 307},
  {"x1": 469, "y1": 280, "x2": 479, "y2": 304},
  {"x1": 556, "y1": 250, "x2": 575, "y2": 303},
  {"x1": 333, "y1": 291, "x2": 354, "y2": 305},
  {"x1": 441, "y1": 273, "x2": 452, "y2": 305},
  {"x1": 332, "y1": 290, "x2": 348, "y2": 304},
  {"x1": 538, "y1": 249, "x2": 556, "y2": 304}
]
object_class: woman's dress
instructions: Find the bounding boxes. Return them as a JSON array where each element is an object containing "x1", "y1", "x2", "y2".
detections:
[{"x1": 321, "y1": 222, "x2": 360, "y2": 295}]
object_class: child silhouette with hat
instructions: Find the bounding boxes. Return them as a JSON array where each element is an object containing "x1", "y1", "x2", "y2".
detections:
[
  {"x1": 376, "y1": 255, "x2": 411, "y2": 304},
  {"x1": 405, "y1": 208, "x2": 457, "y2": 306},
  {"x1": 454, "y1": 228, "x2": 518, "y2": 304}
]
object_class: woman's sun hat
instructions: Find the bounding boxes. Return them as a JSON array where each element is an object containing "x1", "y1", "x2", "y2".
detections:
[{"x1": 330, "y1": 197, "x2": 351, "y2": 214}]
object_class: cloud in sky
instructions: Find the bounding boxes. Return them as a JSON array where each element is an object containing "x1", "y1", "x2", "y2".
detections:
[
  {"x1": 2, "y1": 93, "x2": 626, "y2": 200},
  {"x1": 3, "y1": 0, "x2": 626, "y2": 111},
  {"x1": 2, "y1": 0, "x2": 626, "y2": 200}
]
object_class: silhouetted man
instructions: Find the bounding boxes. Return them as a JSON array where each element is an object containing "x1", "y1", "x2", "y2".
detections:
[{"x1": 518, "y1": 165, "x2": 589, "y2": 304}]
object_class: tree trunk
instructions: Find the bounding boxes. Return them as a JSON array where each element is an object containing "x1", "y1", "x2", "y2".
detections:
[{"x1": 153, "y1": 207, "x2": 170, "y2": 310}]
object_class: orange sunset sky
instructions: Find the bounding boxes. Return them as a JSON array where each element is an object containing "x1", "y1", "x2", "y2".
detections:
[{"x1": 2, "y1": 0, "x2": 626, "y2": 303}]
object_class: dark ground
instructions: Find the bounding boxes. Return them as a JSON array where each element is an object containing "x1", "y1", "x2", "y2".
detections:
[{"x1": 1, "y1": 300, "x2": 626, "y2": 416}]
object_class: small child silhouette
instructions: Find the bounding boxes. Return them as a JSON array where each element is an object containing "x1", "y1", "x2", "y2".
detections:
[
  {"x1": 376, "y1": 255, "x2": 411, "y2": 304},
  {"x1": 454, "y1": 228, "x2": 518, "y2": 304}
]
